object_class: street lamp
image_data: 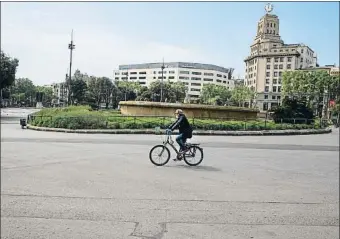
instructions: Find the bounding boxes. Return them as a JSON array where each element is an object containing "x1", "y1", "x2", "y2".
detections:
[
  {"x1": 124, "y1": 70, "x2": 128, "y2": 101},
  {"x1": 160, "y1": 58, "x2": 167, "y2": 102},
  {"x1": 68, "y1": 30, "x2": 75, "y2": 105}
]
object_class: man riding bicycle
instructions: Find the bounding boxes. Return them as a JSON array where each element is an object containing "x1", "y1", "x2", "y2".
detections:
[{"x1": 166, "y1": 109, "x2": 193, "y2": 156}]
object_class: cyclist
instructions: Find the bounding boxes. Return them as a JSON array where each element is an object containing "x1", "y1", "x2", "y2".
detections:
[{"x1": 166, "y1": 109, "x2": 193, "y2": 156}]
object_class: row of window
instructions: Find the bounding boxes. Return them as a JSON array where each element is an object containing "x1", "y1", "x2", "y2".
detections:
[
  {"x1": 266, "y1": 78, "x2": 282, "y2": 84},
  {"x1": 266, "y1": 64, "x2": 292, "y2": 70},
  {"x1": 267, "y1": 56, "x2": 292, "y2": 63},
  {"x1": 179, "y1": 71, "x2": 227, "y2": 78},
  {"x1": 179, "y1": 76, "x2": 231, "y2": 84},
  {"x1": 266, "y1": 71, "x2": 283, "y2": 77},
  {"x1": 264, "y1": 86, "x2": 281, "y2": 93}
]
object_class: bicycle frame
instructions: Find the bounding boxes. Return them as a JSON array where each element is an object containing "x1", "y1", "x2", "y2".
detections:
[{"x1": 158, "y1": 133, "x2": 180, "y2": 156}]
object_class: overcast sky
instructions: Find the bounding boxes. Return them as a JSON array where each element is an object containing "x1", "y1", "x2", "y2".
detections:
[{"x1": 1, "y1": 2, "x2": 339, "y2": 86}]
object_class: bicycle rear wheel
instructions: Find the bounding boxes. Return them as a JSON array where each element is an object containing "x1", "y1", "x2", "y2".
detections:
[
  {"x1": 149, "y1": 145, "x2": 171, "y2": 166},
  {"x1": 183, "y1": 145, "x2": 204, "y2": 166}
]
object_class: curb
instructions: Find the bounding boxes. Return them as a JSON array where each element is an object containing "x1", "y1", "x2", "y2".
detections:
[{"x1": 26, "y1": 124, "x2": 332, "y2": 136}]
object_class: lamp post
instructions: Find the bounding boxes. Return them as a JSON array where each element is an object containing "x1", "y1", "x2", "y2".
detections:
[
  {"x1": 68, "y1": 30, "x2": 75, "y2": 105},
  {"x1": 125, "y1": 70, "x2": 128, "y2": 101},
  {"x1": 160, "y1": 58, "x2": 167, "y2": 102}
]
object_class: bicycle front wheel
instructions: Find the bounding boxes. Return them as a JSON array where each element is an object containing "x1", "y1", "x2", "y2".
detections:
[{"x1": 149, "y1": 145, "x2": 171, "y2": 166}]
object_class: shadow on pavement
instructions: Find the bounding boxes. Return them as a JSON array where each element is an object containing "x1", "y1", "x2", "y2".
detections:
[{"x1": 166, "y1": 164, "x2": 222, "y2": 172}]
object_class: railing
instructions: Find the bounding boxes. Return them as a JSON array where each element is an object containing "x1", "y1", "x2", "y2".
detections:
[{"x1": 27, "y1": 114, "x2": 324, "y2": 131}]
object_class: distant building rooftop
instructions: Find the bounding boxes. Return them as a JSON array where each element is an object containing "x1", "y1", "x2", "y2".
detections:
[{"x1": 118, "y1": 62, "x2": 234, "y2": 75}]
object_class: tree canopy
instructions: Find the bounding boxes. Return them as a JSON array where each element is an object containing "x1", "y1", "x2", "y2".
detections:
[{"x1": 0, "y1": 51, "x2": 19, "y2": 89}]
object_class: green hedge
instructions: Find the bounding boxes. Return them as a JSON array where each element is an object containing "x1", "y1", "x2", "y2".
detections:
[{"x1": 29, "y1": 106, "x2": 321, "y2": 131}]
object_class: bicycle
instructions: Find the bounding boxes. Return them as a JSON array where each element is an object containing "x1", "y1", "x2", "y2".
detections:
[{"x1": 149, "y1": 131, "x2": 204, "y2": 166}]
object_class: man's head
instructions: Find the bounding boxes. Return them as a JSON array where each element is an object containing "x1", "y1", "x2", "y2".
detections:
[{"x1": 175, "y1": 109, "x2": 183, "y2": 118}]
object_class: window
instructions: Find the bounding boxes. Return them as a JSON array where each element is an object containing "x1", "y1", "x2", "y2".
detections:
[
  {"x1": 216, "y1": 80, "x2": 222, "y2": 83},
  {"x1": 153, "y1": 71, "x2": 157, "y2": 74},
  {"x1": 266, "y1": 72, "x2": 270, "y2": 77},
  {"x1": 266, "y1": 65, "x2": 271, "y2": 70},
  {"x1": 270, "y1": 23, "x2": 272, "y2": 27},
  {"x1": 280, "y1": 57, "x2": 284, "y2": 62},
  {"x1": 275, "y1": 58, "x2": 279, "y2": 63},
  {"x1": 273, "y1": 86, "x2": 277, "y2": 92},
  {"x1": 273, "y1": 79, "x2": 277, "y2": 84},
  {"x1": 179, "y1": 71, "x2": 189, "y2": 74},
  {"x1": 216, "y1": 74, "x2": 222, "y2": 77},
  {"x1": 277, "y1": 96, "x2": 281, "y2": 100},
  {"x1": 265, "y1": 86, "x2": 269, "y2": 92},
  {"x1": 266, "y1": 79, "x2": 270, "y2": 84},
  {"x1": 158, "y1": 71, "x2": 166, "y2": 74},
  {"x1": 278, "y1": 79, "x2": 282, "y2": 84},
  {"x1": 300, "y1": 58, "x2": 303, "y2": 62},
  {"x1": 139, "y1": 77, "x2": 146, "y2": 80},
  {"x1": 114, "y1": 72, "x2": 120, "y2": 75},
  {"x1": 179, "y1": 76, "x2": 189, "y2": 80},
  {"x1": 191, "y1": 88, "x2": 201, "y2": 92},
  {"x1": 168, "y1": 76, "x2": 175, "y2": 79},
  {"x1": 274, "y1": 72, "x2": 278, "y2": 77},
  {"x1": 264, "y1": 95, "x2": 268, "y2": 99},
  {"x1": 274, "y1": 65, "x2": 278, "y2": 69},
  {"x1": 279, "y1": 65, "x2": 283, "y2": 69},
  {"x1": 139, "y1": 82, "x2": 146, "y2": 85},
  {"x1": 223, "y1": 75, "x2": 227, "y2": 78},
  {"x1": 278, "y1": 86, "x2": 281, "y2": 92},
  {"x1": 272, "y1": 96, "x2": 276, "y2": 100},
  {"x1": 273, "y1": 44, "x2": 277, "y2": 48},
  {"x1": 130, "y1": 72, "x2": 137, "y2": 75},
  {"x1": 191, "y1": 77, "x2": 201, "y2": 81},
  {"x1": 115, "y1": 77, "x2": 119, "y2": 80},
  {"x1": 191, "y1": 83, "x2": 201, "y2": 86},
  {"x1": 204, "y1": 72, "x2": 213, "y2": 76},
  {"x1": 139, "y1": 72, "x2": 146, "y2": 75},
  {"x1": 121, "y1": 77, "x2": 127, "y2": 80},
  {"x1": 287, "y1": 64, "x2": 291, "y2": 69},
  {"x1": 279, "y1": 72, "x2": 283, "y2": 77},
  {"x1": 288, "y1": 57, "x2": 292, "y2": 62},
  {"x1": 169, "y1": 71, "x2": 175, "y2": 74},
  {"x1": 192, "y1": 72, "x2": 202, "y2": 75},
  {"x1": 158, "y1": 76, "x2": 165, "y2": 79},
  {"x1": 203, "y1": 78, "x2": 213, "y2": 82},
  {"x1": 274, "y1": 23, "x2": 276, "y2": 27},
  {"x1": 267, "y1": 58, "x2": 271, "y2": 63},
  {"x1": 223, "y1": 81, "x2": 226, "y2": 83},
  {"x1": 301, "y1": 49, "x2": 304, "y2": 53},
  {"x1": 263, "y1": 102, "x2": 268, "y2": 110}
]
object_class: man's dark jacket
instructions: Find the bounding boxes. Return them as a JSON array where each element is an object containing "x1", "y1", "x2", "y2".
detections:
[{"x1": 169, "y1": 114, "x2": 193, "y2": 138}]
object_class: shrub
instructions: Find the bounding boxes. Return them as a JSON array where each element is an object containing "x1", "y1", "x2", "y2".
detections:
[
  {"x1": 272, "y1": 97, "x2": 314, "y2": 124},
  {"x1": 29, "y1": 106, "x2": 321, "y2": 131}
]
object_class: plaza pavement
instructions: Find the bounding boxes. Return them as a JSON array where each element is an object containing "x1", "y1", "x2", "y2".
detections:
[{"x1": 1, "y1": 111, "x2": 339, "y2": 239}]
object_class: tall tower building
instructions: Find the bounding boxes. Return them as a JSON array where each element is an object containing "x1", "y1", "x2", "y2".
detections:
[{"x1": 244, "y1": 3, "x2": 318, "y2": 111}]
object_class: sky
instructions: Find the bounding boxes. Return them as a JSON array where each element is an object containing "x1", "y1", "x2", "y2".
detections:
[{"x1": 1, "y1": 1, "x2": 339, "y2": 86}]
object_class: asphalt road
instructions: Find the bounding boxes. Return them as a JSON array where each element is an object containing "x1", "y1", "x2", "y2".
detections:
[{"x1": 1, "y1": 110, "x2": 339, "y2": 239}]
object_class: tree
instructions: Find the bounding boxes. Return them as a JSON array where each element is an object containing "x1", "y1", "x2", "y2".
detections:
[
  {"x1": 282, "y1": 70, "x2": 339, "y2": 118},
  {"x1": 136, "y1": 80, "x2": 186, "y2": 103},
  {"x1": 87, "y1": 76, "x2": 114, "y2": 108},
  {"x1": 36, "y1": 86, "x2": 54, "y2": 106},
  {"x1": 11, "y1": 78, "x2": 36, "y2": 106},
  {"x1": 0, "y1": 51, "x2": 19, "y2": 89},
  {"x1": 200, "y1": 84, "x2": 231, "y2": 105},
  {"x1": 230, "y1": 85, "x2": 254, "y2": 107},
  {"x1": 71, "y1": 78, "x2": 87, "y2": 104}
]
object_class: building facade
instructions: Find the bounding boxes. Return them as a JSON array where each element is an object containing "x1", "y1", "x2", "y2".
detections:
[
  {"x1": 244, "y1": 4, "x2": 318, "y2": 111},
  {"x1": 51, "y1": 82, "x2": 68, "y2": 105},
  {"x1": 113, "y1": 62, "x2": 235, "y2": 100}
]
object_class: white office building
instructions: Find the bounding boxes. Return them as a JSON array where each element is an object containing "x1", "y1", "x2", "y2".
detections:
[{"x1": 113, "y1": 62, "x2": 235, "y2": 99}]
